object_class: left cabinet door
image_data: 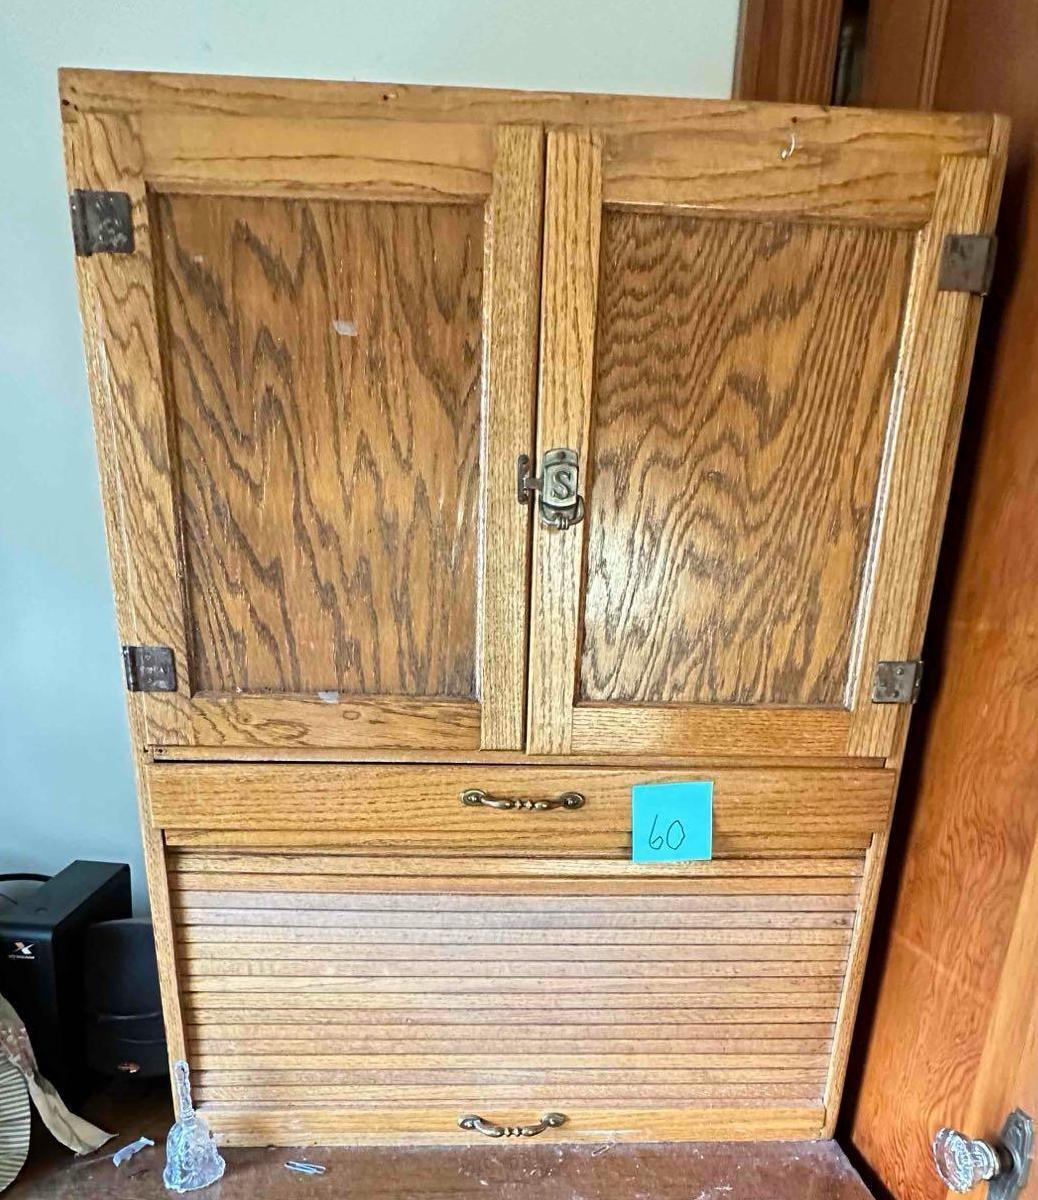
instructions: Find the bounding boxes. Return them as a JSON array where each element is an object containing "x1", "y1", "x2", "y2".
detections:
[{"x1": 63, "y1": 83, "x2": 544, "y2": 754}]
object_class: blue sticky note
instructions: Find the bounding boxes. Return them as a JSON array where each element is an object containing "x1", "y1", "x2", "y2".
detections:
[{"x1": 631, "y1": 781, "x2": 713, "y2": 863}]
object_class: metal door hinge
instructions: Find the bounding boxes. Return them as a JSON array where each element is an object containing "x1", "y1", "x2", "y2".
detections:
[
  {"x1": 70, "y1": 189, "x2": 135, "y2": 257},
  {"x1": 939, "y1": 234, "x2": 997, "y2": 295},
  {"x1": 518, "y1": 448, "x2": 585, "y2": 530},
  {"x1": 871, "y1": 659, "x2": 923, "y2": 704},
  {"x1": 122, "y1": 645, "x2": 177, "y2": 693}
]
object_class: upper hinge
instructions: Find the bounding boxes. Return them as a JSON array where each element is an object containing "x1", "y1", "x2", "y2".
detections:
[
  {"x1": 938, "y1": 233, "x2": 997, "y2": 295},
  {"x1": 122, "y1": 644, "x2": 177, "y2": 693},
  {"x1": 69, "y1": 189, "x2": 135, "y2": 257},
  {"x1": 871, "y1": 659, "x2": 923, "y2": 705}
]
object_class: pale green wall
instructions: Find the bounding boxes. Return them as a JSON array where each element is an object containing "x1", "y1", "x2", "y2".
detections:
[{"x1": 0, "y1": 0, "x2": 739, "y2": 911}]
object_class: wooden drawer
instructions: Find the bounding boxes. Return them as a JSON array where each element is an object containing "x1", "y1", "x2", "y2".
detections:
[
  {"x1": 167, "y1": 845, "x2": 875, "y2": 1145},
  {"x1": 149, "y1": 763, "x2": 894, "y2": 856}
]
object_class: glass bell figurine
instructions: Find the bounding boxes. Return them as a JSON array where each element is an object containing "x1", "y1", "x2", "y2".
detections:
[{"x1": 163, "y1": 1060, "x2": 226, "y2": 1193}]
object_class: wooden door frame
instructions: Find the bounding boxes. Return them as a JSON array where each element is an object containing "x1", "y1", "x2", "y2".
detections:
[
  {"x1": 733, "y1": 0, "x2": 950, "y2": 111},
  {"x1": 63, "y1": 84, "x2": 544, "y2": 755},
  {"x1": 733, "y1": 0, "x2": 845, "y2": 104},
  {"x1": 524, "y1": 116, "x2": 1005, "y2": 762}
]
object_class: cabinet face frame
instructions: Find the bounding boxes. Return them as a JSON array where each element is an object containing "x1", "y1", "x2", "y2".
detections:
[
  {"x1": 63, "y1": 100, "x2": 544, "y2": 754},
  {"x1": 526, "y1": 121, "x2": 1007, "y2": 758},
  {"x1": 64, "y1": 72, "x2": 1004, "y2": 762}
]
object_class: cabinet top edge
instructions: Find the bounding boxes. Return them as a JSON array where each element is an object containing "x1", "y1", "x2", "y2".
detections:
[{"x1": 57, "y1": 67, "x2": 999, "y2": 152}]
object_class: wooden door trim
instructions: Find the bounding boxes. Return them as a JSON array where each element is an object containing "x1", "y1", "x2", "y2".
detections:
[
  {"x1": 479, "y1": 126, "x2": 544, "y2": 749},
  {"x1": 65, "y1": 100, "x2": 545, "y2": 753},
  {"x1": 847, "y1": 131, "x2": 1009, "y2": 757},
  {"x1": 526, "y1": 129, "x2": 602, "y2": 754},
  {"x1": 137, "y1": 113, "x2": 496, "y2": 201},
  {"x1": 733, "y1": 0, "x2": 844, "y2": 105},
  {"x1": 822, "y1": 829, "x2": 890, "y2": 1134},
  {"x1": 570, "y1": 706, "x2": 852, "y2": 759},
  {"x1": 64, "y1": 108, "x2": 193, "y2": 749},
  {"x1": 528, "y1": 118, "x2": 1006, "y2": 762},
  {"x1": 60, "y1": 68, "x2": 991, "y2": 147}
]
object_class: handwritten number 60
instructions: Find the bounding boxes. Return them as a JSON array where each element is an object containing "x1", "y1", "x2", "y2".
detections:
[{"x1": 648, "y1": 813, "x2": 686, "y2": 851}]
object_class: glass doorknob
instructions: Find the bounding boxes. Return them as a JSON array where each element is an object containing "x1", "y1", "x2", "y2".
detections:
[
  {"x1": 932, "y1": 1112, "x2": 1033, "y2": 1200},
  {"x1": 933, "y1": 1128, "x2": 1003, "y2": 1192}
]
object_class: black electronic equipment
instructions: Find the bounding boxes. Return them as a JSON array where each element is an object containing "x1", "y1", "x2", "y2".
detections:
[
  {"x1": 0, "y1": 861, "x2": 131, "y2": 1101},
  {"x1": 83, "y1": 917, "x2": 166, "y2": 1078}
]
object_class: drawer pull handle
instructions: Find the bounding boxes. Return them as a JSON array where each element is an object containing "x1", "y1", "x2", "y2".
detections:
[
  {"x1": 459, "y1": 1112, "x2": 567, "y2": 1138},
  {"x1": 460, "y1": 789, "x2": 585, "y2": 811}
]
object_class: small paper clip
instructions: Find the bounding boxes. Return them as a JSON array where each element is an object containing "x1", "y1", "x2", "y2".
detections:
[
  {"x1": 780, "y1": 126, "x2": 798, "y2": 160},
  {"x1": 286, "y1": 1160, "x2": 327, "y2": 1175}
]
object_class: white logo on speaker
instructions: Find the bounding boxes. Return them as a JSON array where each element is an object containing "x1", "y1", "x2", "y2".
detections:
[{"x1": 8, "y1": 942, "x2": 36, "y2": 960}]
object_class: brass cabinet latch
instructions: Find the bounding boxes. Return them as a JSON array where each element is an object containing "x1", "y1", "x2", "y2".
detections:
[{"x1": 518, "y1": 448, "x2": 585, "y2": 530}]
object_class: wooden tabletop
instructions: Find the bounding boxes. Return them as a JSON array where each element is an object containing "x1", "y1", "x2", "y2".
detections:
[{"x1": 13, "y1": 1082, "x2": 874, "y2": 1199}]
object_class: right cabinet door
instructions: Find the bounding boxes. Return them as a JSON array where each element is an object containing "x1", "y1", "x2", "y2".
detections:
[{"x1": 527, "y1": 113, "x2": 1006, "y2": 758}]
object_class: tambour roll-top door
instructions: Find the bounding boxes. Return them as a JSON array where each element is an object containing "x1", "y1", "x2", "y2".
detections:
[{"x1": 168, "y1": 848, "x2": 867, "y2": 1144}]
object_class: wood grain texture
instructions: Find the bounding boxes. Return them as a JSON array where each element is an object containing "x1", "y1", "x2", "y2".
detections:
[
  {"x1": 157, "y1": 192, "x2": 483, "y2": 699},
  {"x1": 821, "y1": 830, "x2": 889, "y2": 1135},
  {"x1": 141, "y1": 115, "x2": 495, "y2": 202},
  {"x1": 569, "y1": 705, "x2": 851, "y2": 757},
  {"x1": 62, "y1": 109, "x2": 192, "y2": 748},
  {"x1": 847, "y1": 143, "x2": 1008, "y2": 757},
  {"x1": 525, "y1": 130, "x2": 601, "y2": 754},
  {"x1": 147, "y1": 762, "x2": 894, "y2": 856},
  {"x1": 145, "y1": 694, "x2": 482, "y2": 751},
  {"x1": 859, "y1": 0, "x2": 951, "y2": 110},
  {"x1": 150, "y1": 743, "x2": 884, "y2": 767},
  {"x1": 167, "y1": 848, "x2": 854, "y2": 1141},
  {"x1": 733, "y1": 0, "x2": 843, "y2": 104},
  {"x1": 68, "y1": 86, "x2": 550, "y2": 754},
  {"x1": 479, "y1": 126, "x2": 543, "y2": 749},
  {"x1": 59, "y1": 68, "x2": 993, "y2": 152},
  {"x1": 847, "y1": 23, "x2": 1030, "y2": 1192},
  {"x1": 581, "y1": 212, "x2": 911, "y2": 708},
  {"x1": 198, "y1": 1103, "x2": 824, "y2": 1145},
  {"x1": 62, "y1": 109, "x2": 190, "y2": 1092}
]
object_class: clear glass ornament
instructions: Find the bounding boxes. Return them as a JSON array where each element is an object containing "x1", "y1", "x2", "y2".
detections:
[{"x1": 163, "y1": 1060, "x2": 226, "y2": 1193}]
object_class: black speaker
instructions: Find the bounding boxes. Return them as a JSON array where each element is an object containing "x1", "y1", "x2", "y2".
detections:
[
  {"x1": 83, "y1": 918, "x2": 167, "y2": 1079},
  {"x1": 0, "y1": 861, "x2": 131, "y2": 1102}
]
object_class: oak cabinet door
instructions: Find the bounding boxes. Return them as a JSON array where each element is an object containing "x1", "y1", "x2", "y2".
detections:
[
  {"x1": 66, "y1": 107, "x2": 543, "y2": 752},
  {"x1": 527, "y1": 117, "x2": 1005, "y2": 758}
]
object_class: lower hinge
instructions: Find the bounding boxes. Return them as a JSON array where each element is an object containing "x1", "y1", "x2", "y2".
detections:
[
  {"x1": 938, "y1": 234, "x2": 997, "y2": 295},
  {"x1": 871, "y1": 659, "x2": 923, "y2": 704},
  {"x1": 122, "y1": 645, "x2": 177, "y2": 693},
  {"x1": 69, "y1": 189, "x2": 135, "y2": 257}
]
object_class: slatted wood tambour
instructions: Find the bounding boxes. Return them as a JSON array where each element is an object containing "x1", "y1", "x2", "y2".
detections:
[
  {"x1": 170, "y1": 849, "x2": 861, "y2": 1143},
  {"x1": 62, "y1": 68, "x2": 1006, "y2": 1146}
]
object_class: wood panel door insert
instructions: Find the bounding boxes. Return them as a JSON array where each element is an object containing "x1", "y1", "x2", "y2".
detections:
[
  {"x1": 64, "y1": 101, "x2": 544, "y2": 753},
  {"x1": 527, "y1": 119, "x2": 1006, "y2": 757}
]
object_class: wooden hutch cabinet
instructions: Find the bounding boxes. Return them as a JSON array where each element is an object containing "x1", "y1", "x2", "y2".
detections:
[{"x1": 61, "y1": 68, "x2": 1005, "y2": 1146}]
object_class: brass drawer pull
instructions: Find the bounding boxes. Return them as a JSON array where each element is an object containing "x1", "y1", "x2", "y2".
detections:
[
  {"x1": 459, "y1": 1112, "x2": 567, "y2": 1138},
  {"x1": 460, "y1": 789, "x2": 585, "y2": 811}
]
